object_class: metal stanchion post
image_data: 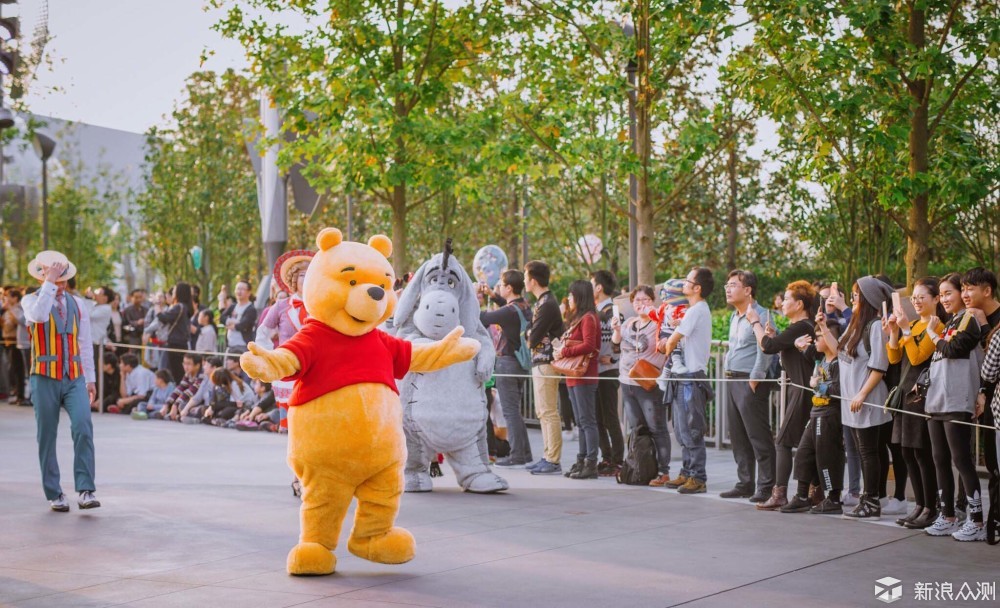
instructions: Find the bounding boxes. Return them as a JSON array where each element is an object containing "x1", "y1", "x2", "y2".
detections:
[{"x1": 98, "y1": 347, "x2": 105, "y2": 413}]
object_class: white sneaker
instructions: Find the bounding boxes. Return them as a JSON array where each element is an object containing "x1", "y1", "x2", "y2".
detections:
[
  {"x1": 49, "y1": 494, "x2": 69, "y2": 512},
  {"x1": 952, "y1": 520, "x2": 986, "y2": 542},
  {"x1": 841, "y1": 491, "x2": 860, "y2": 507},
  {"x1": 562, "y1": 429, "x2": 574, "y2": 441},
  {"x1": 925, "y1": 514, "x2": 961, "y2": 536},
  {"x1": 77, "y1": 491, "x2": 101, "y2": 510},
  {"x1": 880, "y1": 497, "x2": 908, "y2": 515}
]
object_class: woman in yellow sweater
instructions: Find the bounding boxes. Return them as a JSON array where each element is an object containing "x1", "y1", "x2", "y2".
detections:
[{"x1": 885, "y1": 277, "x2": 945, "y2": 529}]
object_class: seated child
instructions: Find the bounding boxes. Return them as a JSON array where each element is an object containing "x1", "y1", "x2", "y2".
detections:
[
  {"x1": 204, "y1": 368, "x2": 256, "y2": 426},
  {"x1": 134, "y1": 370, "x2": 175, "y2": 419}
]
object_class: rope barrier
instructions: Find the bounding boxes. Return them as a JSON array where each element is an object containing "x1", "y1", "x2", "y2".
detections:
[{"x1": 786, "y1": 380, "x2": 997, "y2": 432}]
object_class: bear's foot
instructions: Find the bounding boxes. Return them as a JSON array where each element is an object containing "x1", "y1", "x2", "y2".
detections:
[
  {"x1": 404, "y1": 471, "x2": 433, "y2": 493},
  {"x1": 463, "y1": 472, "x2": 509, "y2": 494},
  {"x1": 348, "y1": 527, "x2": 415, "y2": 564},
  {"x1": 287, "y1": 542, "x2": 336, "y2": 576}
]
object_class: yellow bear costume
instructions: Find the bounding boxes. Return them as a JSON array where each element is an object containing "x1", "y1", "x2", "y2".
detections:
[{"x1": 240, "y1": 228, "x2": 480, "y2": 576}]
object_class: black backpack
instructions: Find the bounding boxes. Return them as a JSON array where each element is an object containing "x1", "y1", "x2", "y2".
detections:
[{"x1": 616, "y1": 424, "x2": 659, "y2": 486}]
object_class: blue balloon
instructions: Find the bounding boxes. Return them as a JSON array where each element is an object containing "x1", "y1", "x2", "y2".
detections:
[{"x1": 472, "y1": 245, "x2": 509, "y2": 288}]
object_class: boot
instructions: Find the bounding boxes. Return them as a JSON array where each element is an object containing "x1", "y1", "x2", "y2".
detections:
[
  {"x1": 896, "y1": 504, "x2": 924, "y2": 527},
  {"x1": 780, "y1": 493, "x2": 813, "y2": 513},
  {"x1": 756, "y1": 486, "x2": 788, "y2": 511},
  {"x1": 564, "y1": 456, "x2": 584, "y2": 478},
  {"x1": 570, "y1": 458, "x2": 598, "y2": 479},
  {"x1": 904, "y1": 506, "x2": 939, "y2": 529},
  {"x1": 808, "y1": 484, "x2": 824, "y2": 506}
]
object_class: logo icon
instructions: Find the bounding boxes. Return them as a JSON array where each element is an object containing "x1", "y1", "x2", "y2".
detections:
[{"x1": 876, "y1": 577, "x2": 903, "y2": 604}]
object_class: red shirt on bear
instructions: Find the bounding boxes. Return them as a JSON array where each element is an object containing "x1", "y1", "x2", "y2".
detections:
[{"x1": 280, "y1": 319, "x2": 413, "y2": 407}]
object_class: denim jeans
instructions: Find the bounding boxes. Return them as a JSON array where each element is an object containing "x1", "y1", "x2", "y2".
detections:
[
  {"x1": 494, "y1": 356, "x2": 532, "y2": 462},
  {"x1": 568, "y1": 384, "x2": 599, "y2": 461},
  {"x1": 670, "y1": 379, "x2": 709, "y2": 482},
  {"x1": 622, "y1": 383, "x2": 670, "y2": 475}
]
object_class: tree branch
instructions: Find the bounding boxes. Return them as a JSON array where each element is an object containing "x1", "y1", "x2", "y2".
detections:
[
  {"x1": 405, "y1": 188, "x2": 443, "y2": 212},
  {"x1": 929, "y1": 53, "x2": 986, "y2": 136}
]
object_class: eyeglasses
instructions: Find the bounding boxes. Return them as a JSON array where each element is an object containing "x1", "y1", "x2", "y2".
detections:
[
  {"x1": 632, "y1": 296, "x2": 653, "y2": 304},
  {"x1": 723, "y1": 283, "x2": 744, "y2": 291}
]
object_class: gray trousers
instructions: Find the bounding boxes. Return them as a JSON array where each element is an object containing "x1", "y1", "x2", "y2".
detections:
[
  {"x1": 727, "y1": 379, "x2": 775, "y2": 493},
  {"x1": 494, "y1": 356, "x2": 532, "y2": 462}
]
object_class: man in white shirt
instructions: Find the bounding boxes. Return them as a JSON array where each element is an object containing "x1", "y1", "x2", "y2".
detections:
[
  {"x1": 656, "y1": 267, "x2": 715, "y2": 495},
  {"x1": 221, "y1": 281, "x2": 257, "y2": 353},
  {"x1": 21, "y1": 251, "x2": 100, "y2": 512}
]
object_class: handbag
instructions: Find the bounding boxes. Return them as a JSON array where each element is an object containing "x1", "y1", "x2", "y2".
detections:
[
  {"x1": 629, "y1": 358, "x2": 662, "y2": 391},
  {"x1": 551, "y1": 338, "x2": 594, "y2": 378}
]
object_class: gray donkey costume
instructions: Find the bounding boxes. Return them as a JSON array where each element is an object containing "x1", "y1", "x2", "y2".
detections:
[{"x1": 392, "y1": 242, "x2": 508, "y2": 494}]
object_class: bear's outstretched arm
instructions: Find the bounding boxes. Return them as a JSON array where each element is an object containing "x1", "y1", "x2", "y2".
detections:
[
  {"x1": 410, "y1": 327, "x2": 481, "y2": 373},
  {"x1": 240, "y1": 342, "x2": 302, "y2": 382}
]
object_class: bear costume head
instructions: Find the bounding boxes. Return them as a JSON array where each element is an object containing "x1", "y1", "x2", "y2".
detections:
[{"x1": 304, "y1": 227, "x2": 396, "y2": 337}]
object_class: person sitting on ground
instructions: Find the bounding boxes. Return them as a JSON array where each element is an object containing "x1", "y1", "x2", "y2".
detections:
[
  {"x1": 178, "y1": 355, "x2": 224, "y2": 422},
  {"x1": 224, "y1": 351, "x2": 251, "y2": 384},
  {"x1": 204, "y1": 367, "x2": 255, "y2": 426},
  {"x1": 235, "y1": 379, "x2": 276, "y2": 429},
  {"x1": 98, "y1": 352, "x2": 120, "y2": 412},
  {"x1": 195, "y1": 309, "x2": 218, "y2": 353},
  {"x1": 109, "y1": 353, "x2": 156, "y2": 415},
  {"x1": 154, "y1": 353, "x2": 204, "y2": 421},
  {"x1": 134, "y1": 370, "x2": 175, "y2": 420}
]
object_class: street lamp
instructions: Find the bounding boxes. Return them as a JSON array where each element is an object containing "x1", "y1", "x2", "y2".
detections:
[
  {"x1": 622, "y1": 21, "x2": 638, "y2": 290},
  {"x1": 33, "y1": 130, "x2": 56, "y2": 249}
]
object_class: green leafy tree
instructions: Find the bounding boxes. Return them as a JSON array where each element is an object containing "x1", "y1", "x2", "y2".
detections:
[
  {"x1": 136, "y1": 70, "x2": 261, "y2": 297},
  {"x1": 213, "y1": 0, "x2": 511, "y2": 274}
]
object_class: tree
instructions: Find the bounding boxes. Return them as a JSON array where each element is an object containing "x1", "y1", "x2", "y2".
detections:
[
  {"x1": 213, "y1": 0, "x2": 511, "y2": 274},
  {"x1": 135, "y1": 70, "x2": 261, "y2": 297},
  {"x1": 737, "y1": 0, "x2": 997, "y2": 287}
]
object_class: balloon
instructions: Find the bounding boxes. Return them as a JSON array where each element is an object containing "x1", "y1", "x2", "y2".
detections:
[
  {"x1": 577, "y1": 234, "x2": 603, "y2": 265},
  {"x1": 472, "y1": 245, "x2": 509, "y2": 288}
]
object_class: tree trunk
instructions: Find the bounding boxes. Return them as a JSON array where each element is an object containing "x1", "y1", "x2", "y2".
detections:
[
  {"x1": 726, "y1": 135, "x2": 739, "y2": 271},
  {"x1": 635, "y1": 0, "x2": 656, "y2": 287},
  {"x1": 508, "y1": 183, "x2": 521, "y2": 268},
  {"x1": 391, "y1": 183, "x2": 408, "y2": 275},
  {"x1": 905, "y1": 6, "x2": 930, "y2": 289}
]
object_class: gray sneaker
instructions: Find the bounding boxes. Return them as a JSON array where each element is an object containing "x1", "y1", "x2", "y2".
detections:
[
  {"x1": 49, "y1": 494, "x2": 69, "y2": 512},
  {"x1": 78, "y1": 491, "x2": 101, "y2": 510},
  {"x1": 181, "y1": 416, "x2": 201, "y2": 425},
  {"x1": 530, "y1": 460, "x2": 562, "y2": 475}
]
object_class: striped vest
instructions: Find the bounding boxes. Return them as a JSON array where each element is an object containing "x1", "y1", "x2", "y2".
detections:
[{"x1": 30, "y1": 293, "x2": 84, "y2": 380}]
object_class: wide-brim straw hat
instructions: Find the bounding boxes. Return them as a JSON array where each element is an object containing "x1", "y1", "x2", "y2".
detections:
[
  {"x1": 273, "y1": 250, "x2": 315, "y2": 293},
  {"x1": 28, "y1": 250, "x2": 78, "y2": 282}
]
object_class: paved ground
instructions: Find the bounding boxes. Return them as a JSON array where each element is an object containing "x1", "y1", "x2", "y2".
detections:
[{"x1": 1, "y1": 403, "x2": 997, "y2": 608}]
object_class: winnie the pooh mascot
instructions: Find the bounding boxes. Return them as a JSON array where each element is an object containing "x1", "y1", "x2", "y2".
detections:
[{"x1": 241, "y1": 228, "x2": 480, "y2": 576}]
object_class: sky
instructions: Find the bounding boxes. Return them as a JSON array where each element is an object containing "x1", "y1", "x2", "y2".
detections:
[{"x1": 15, "y1": 1, "x2": 250, "y2": 134}]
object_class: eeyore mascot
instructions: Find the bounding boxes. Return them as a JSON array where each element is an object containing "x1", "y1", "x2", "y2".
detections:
[{"x1": 391, "y1": 240, "x2": 508, "y2": 493}]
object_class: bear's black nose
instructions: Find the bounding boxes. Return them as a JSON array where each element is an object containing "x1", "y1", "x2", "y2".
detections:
[{"x1": 367, "y1": 286, "x2": 385, "y2": 301}]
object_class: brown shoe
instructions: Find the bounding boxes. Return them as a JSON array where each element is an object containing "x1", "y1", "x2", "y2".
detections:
[
  {"x1": 808, "y1": 484, "x2": 824, "y2": 506},
  {"x1": 756, "y1": 485, "x2": 788, "y2": 510},
  {"x1": 662, "y1": 474, "x2": 689, "y2": 489},
  {"x1": 649, "y1": 473, "x2": 672, "y2": 487},
  {"x1": 677, "y1": 478, "x2": 707, "y2": 494}
]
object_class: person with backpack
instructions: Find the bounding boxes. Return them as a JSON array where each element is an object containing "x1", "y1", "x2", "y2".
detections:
[
  {"x1": 826, "y1": 276, "x2": 894, "y2": 520},
  {"x1": 591, "y1": 270, "x2": 624, "y2": 477},
  {"x1": 612, "y1": 284, "x2": 669, "y2": 485},
  {"x1": 479, "y1": 270, "x2": 534, "y2": 467}
]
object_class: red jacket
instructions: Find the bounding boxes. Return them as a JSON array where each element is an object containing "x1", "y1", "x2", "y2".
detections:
[{"x1": 561, "y1": 312, "x2": 600, "y2": 387}]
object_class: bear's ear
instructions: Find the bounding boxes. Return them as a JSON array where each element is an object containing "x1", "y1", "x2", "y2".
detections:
[
  {"x1": 317, "y1": 228, "x2": 343, "y2": 251},
  {"x1": 367, "y1": 235, "x2": 393, "y2": 259}
]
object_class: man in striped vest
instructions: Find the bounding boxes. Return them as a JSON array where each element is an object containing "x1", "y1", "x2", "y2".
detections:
[{"x1": 22, "y1": 251, "x2": 100, "y2": 512}]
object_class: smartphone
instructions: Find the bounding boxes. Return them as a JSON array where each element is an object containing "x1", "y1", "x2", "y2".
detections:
[
  {"x1": 830, "y1": 282, "x2": 839, "y2": 297},
  {"x1": 882, "y1": 300, "x2": 888, "y2": 319},
  {"x1": 612, "y1": 304, "x2": 620, "y2": 323},
  {"x1": 892, "y1": 290, "x2": 918, "y2": 320}
]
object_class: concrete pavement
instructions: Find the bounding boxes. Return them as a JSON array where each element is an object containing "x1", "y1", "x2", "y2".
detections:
[{"x1": 0, "y1": 404, "x2": 996, "y2": 608}]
